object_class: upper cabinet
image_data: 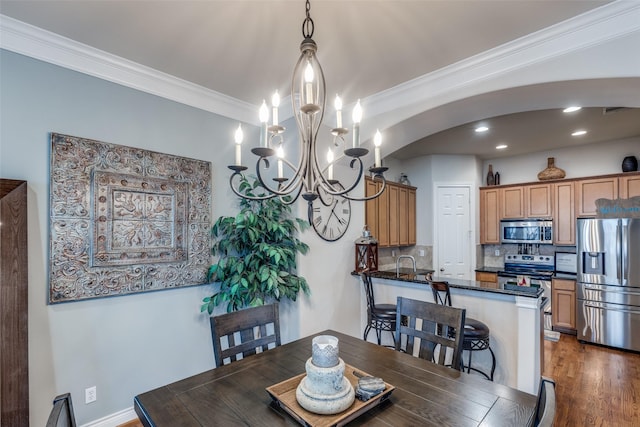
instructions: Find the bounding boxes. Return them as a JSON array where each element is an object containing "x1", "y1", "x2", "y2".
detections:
[
  {"x1": 365, "y1": 177, "x2": 416, "y2": 248},
  {"x1": 480, "y1": 187, "x2": 501, "y2": 244},
  {"x1": 498, "y1": 183, "x2": 553, "y2": 220},
  {"x1": 480, "y1": 171, "x2": 640, "y2": 245},
  {"x1": 553, "y1": 181, "x2": 575, "y2": 245},
  {"x1": 619, "y1": 174, "x2": 640, "y2": 198},
  {"x1": 501, "y1": 187, "x2": 525, "y2": 219},
  {"x1": 575, "y1": 177, "x2": 618, "y2": 217},
  {"x1": 526, "y1": 184, "x2": 552, "y2": 218}
]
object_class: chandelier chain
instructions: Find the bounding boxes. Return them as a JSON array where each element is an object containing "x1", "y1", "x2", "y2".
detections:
[{"x1": 302, "y1": 0, "x2": 314, "y2": 38}]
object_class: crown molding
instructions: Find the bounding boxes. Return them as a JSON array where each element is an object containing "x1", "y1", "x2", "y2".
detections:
[
  {"x1": 0, "y1": 14, "x2": 258, "y2": 124},
  {"x1": 2, "y1": 1, "x2": 638, "y2": 127},
  {"x1": 365, "y1": 1, "x2": 640, "y2": 118}
]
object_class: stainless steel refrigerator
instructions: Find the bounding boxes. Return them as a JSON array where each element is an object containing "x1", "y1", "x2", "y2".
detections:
[{"x1": 576, "y1": 218, "x2": 640, "y2": 352}]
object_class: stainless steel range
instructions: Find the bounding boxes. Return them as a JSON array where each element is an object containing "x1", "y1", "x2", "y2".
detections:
[{"x1": 498, "y1": 254, "x2": 554, "y2": 330}]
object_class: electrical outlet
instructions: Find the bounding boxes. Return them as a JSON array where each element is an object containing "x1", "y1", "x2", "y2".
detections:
[
  {"x1": 419, "y1": 249, "x2": 425, "y2": 257},
  {"x1": 85, "y1": 386, "x2": 97, "y2": 404},
  {"x1": 494, "y1": 249, "x2": 500, "y2": 256},
  {"x1": 391, "y1": 250, "x2": 396, "y2": 257}
]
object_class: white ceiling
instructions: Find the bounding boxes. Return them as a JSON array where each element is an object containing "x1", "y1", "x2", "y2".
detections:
[{"x1": 1, "y1": 0, "x2": 639, "y2": 159}]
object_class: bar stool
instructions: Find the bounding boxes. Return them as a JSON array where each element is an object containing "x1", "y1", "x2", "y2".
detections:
[
  {"x1": 360, "y1": 272, "x2": 396, "y2": 347},
  {"x1": 430, "y1": 281, "x2": 496, "y2": 381}
]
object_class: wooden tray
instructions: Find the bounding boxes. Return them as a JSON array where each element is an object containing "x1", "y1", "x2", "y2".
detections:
[{"x1": 266, "y1": 364, "x2": 395, "y2": 427}]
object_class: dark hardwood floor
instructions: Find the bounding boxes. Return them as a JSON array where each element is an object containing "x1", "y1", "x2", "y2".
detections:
[{"x1": 543, "y1": 333, "x2": 640, "y2": 426}]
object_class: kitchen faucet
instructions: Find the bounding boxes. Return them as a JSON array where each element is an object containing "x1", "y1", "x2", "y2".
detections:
[{"x1": 396, "y1": 255, "x2": 417, "y2": 275}]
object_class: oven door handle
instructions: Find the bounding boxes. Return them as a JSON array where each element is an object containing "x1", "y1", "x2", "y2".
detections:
[{"x1": 498, "y1": 272, "x2": 518, "y2": 278}]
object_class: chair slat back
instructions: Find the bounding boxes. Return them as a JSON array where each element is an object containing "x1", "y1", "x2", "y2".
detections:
[
  {"x1": 395, "y1": 297, "x2": 465, "y2": 370},
  {"x1": 210, "y1": 303, "x2": 281, "y2": 367},
  {"x1": 45, "y1": 393, "x2": 76, "y2": 427}
]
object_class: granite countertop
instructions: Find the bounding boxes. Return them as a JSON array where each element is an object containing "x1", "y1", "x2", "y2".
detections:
[{"x1": 366, "y1": 270, "x2": 543, "y2": 299}]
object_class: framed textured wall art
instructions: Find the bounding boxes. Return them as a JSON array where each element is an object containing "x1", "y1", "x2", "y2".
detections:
[{"x1": 48, "y1": 133, "x2": 212, "y2": 303}]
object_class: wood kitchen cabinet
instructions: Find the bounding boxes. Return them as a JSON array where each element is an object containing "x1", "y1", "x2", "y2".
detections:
[
  {"x1": 553, "y1": 181, "x2": 575, "y2": 245},
  {"x1": 388, "y1": 184, "x2": 400, "y2": 247},
  {"x1": 480, "y1": 187, "x2": 500, "y2": 244},
  {"x1": 365, "y1": 178, "x2": 380, "y2": 243},
  {"x1": 552, "y1": 278, "x2": 576, "y2": 334},
  {"x1": 408, "y1": 188, "x2": 416, "y2": 245},
  {"x1": 575, "y1": 177, "x2": 618, "y2": 217},
  {"x1": 475, "y1": 271, "x2": 498, "y2": 289},
  {"x1": 526, "y1": 184, "x2": 552, "y2": 218},
  {"x1": 501, "y1": 186, "x2": 526, "y2": 218},
  {"x1": 366, "y1": 178, "x2": 390, "y2": 247},
  {"x1": 619, "y1": 174, "x2": 640, "y2": 198},
  {"x1": 364, "y1": 177, "x2": 416, "y2": 248},
  {"x1": 398, "y1": 186, "x2": 409, "y2": 246}
]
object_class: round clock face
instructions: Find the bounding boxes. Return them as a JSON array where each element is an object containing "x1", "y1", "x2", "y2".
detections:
[{"x1": 310, "y1": 184, "x2": 351, "y2": 242}]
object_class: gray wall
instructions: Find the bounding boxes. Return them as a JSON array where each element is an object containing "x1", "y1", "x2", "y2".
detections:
[{"x1": 1, "y1": 48, "x2": 367, "y2": 426}]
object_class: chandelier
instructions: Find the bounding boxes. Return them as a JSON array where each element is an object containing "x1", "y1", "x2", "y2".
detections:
[{"x1": 228, "y1": 0, "x2": 387, "y2": 232}]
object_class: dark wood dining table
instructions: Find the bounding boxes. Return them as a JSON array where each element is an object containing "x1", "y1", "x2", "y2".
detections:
[{"x1": 134, "y1": 329, "x2": 537, "y2": 426}]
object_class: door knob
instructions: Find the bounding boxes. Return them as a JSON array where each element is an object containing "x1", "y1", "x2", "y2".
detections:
[{"x1": 440, "y1": 268, "x2": 445, "y2": 272}]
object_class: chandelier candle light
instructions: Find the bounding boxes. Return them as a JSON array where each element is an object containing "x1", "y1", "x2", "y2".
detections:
[{"x1": 227, "y1": 0, "x2": 387, "y2": 232}]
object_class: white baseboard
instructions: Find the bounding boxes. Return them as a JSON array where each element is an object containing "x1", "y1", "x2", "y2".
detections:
[{"x1": 80, "y1": 407, "x2": 138, "y2": 427}]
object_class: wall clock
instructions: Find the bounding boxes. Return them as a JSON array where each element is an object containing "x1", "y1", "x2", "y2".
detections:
[{"x1": 310, "y1": 183, "x2": 351, "y2": 241}]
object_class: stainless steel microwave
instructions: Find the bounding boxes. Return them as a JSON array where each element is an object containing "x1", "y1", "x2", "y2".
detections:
[{"x1": 500, "y1": 220, "x2": 553, "y2": 244}]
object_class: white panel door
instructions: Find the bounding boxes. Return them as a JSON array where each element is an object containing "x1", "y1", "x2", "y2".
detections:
[{"x1": 436, "y1": 186, "x2": 471, "y2": 279}]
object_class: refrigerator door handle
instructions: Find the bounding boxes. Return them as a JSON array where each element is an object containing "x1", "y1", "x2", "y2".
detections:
[
  {"x1": 617, "y1": 220, "x2": 622, "y2": 283},
  {"x1": 621, "y1": 221, "x2": 628, "y2": 284},
  {"x1": 582, "y1": 283, "x2": 640, "y2": 296},
  {"x1": 584, "y1": 301, "x2": 640, "y2": 315}
]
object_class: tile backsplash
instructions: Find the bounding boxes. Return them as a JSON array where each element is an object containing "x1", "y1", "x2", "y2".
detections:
[
  {"x1": 378, "y1": 245, "x2": 432, "y2": 271},
  {"x1": 481, "y1": 244, "x2": 574, "y2": 268}
]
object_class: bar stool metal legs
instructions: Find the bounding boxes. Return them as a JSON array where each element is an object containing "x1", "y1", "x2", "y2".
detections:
[
  {"x1": 463, "y1": 335, "x2": 496, "y2": 381},
  {"x1": 361, "y1": 272, "x2": 397, "y2": 347}
]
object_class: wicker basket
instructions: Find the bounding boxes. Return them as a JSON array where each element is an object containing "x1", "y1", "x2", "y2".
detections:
[{"x1": 537, "y1": 157, "x2": 565, "y2": 181}]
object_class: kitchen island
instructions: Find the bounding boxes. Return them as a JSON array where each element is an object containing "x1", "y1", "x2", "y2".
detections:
[{"x1": 355, "y1": 270, "x2": 545, "y2": 394}]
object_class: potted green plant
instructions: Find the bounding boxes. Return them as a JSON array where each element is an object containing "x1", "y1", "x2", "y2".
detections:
[{"x1": 201, "y1": 176, "x2": 310, "y2": 313}]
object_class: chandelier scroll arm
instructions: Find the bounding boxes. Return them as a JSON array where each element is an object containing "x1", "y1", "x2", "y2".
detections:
[
  {"x1": 253, "y1": 154, "x2": 305, "y2": 197},
  {"x1": 228, "y1": 168, "x2": 279, "y2": 201}
]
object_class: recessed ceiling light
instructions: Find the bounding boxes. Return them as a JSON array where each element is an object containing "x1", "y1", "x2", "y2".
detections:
[
  {"x1": 563, "y1": 106, "x2": 582, "y2": 113},
  {"x1": 475, "y1": 126, "x2": 489, "y2": 133},
  {"x1": 572, "y1": 130, "x2": 587, "y2": 136},
  {"x1": 496, "y1": 144, "x2": 508, "y2": 150}
]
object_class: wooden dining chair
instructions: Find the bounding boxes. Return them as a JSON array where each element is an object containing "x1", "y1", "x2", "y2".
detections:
[
  {"x1": 210, "y1": 303, "x2": 281, "y2": 367},
  {"x1": 395, "y1": 296, "x2": 466, "y2": 370},
  {"x1": 533, "y1": 377, "x2": 556, "y2": 427},
  {"x1": 45, "y1": 393, "x2": 77, "y2": 427},
  {"x1": 430, "y1": 280, "x2": 497, "y2": 380}
]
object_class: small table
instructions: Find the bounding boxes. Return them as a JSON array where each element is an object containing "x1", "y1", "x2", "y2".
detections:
[{"x1": 134, "y1": 330, "x2": 536, "y2": 426}]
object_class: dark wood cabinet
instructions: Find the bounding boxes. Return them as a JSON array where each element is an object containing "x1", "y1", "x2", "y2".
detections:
[{"x1": 1, "y1": 179, "x2": 29, "y2": 426}]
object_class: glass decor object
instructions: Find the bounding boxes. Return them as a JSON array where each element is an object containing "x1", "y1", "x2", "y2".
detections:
[{"x1": 486, "y1": 164, "x2": 495, "y2": 186}]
